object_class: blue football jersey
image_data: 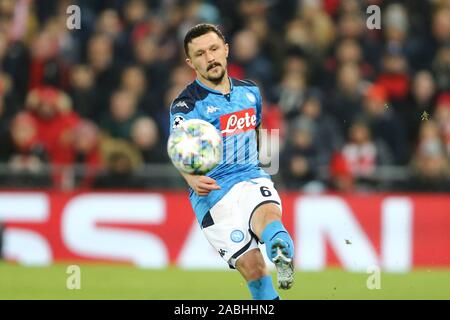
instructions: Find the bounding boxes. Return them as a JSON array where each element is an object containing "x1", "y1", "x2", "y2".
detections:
[{"x1": 169, "y1": 77, "x2": 270, "y2": 226}]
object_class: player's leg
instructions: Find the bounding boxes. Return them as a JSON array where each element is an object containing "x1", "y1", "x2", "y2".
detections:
[
  {"x1": 200, "y1": 181, "x2": 277, "y2": 299},
  {"x1": 251, "y1": 202, "x2": 295, "y2": 289},
  {"x1": 235, "y1": 248, "x2": 280, "y2": 300}
]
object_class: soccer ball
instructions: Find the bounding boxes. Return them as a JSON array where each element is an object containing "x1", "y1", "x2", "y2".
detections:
[{"x1": 167, "y1": 118, "x2": 222, "y2": 175}]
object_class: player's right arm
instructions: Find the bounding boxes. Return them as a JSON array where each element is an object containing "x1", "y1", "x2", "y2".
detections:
[
  {"x1": 179, "y1": 171, "x2": 221, "y2": 196},
  {"x1": 169, "y1": 94, "x2": 220, "y2": 196}
]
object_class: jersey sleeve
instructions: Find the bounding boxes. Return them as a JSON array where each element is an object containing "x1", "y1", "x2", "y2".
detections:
[{"x1": 169, "y1": 95, "x2": 197, "y2": 134}]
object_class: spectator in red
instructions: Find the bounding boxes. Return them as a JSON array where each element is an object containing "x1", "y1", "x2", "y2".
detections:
[{"x1": 25, "y1": 86, "x2": 80, "y2": 186}]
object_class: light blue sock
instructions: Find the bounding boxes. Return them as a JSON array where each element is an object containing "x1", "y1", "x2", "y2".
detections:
[
  {"x1": 261, "y1": 220, "x2": 294, "y2": 260},
  {"x1": 247, "y1": 275, "x2": 279, "y2": 300}
]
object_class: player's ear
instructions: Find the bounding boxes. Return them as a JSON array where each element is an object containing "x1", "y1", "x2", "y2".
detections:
[
  {"x1": 185, "y1": 57, "x2": 194, "y2": 70},
  {"x1": 225, "y1": 43, "x2": 229, "y2": 58}
]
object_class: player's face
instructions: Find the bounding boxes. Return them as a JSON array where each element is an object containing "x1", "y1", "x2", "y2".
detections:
[{"x1": 186, "y1": 32, "x2": 229, "y2": 84}]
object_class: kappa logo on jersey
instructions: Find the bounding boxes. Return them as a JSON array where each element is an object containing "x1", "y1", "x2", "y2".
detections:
[
  {"x1": 174, "y1": 100, "x2": 189, "y2": 109},
  {"x1": 206, "y1": 106, "x2": 219, "y2": 114},
  {"x1": 171, "y1": 99, "x2": 194, "y2": 114},
  {"x1": 172, "y1": 115, "x2": 184, "y2": 129},
  {"x1": 220, "y1": 108, "x2": 257, "y2": 135}
]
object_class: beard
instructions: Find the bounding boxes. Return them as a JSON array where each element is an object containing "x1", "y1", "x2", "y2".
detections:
[{"x1": 206, "y1": 63, "x2": 226, "y2": 84}]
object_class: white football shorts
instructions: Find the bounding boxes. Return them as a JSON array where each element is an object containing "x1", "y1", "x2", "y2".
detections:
[{"x1": 201, "y1": 177, "x2": 282, "y2": 268}]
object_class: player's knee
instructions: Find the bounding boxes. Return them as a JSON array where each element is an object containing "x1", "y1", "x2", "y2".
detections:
[
  {"x1": 248, "y1": 265, "x2": 267, "y2": 280},
  {"x1": 245, "y1": 264, "x2": 267, "y2": 280},
  {"x1": 237, "y1": 255, "x2": 267, "y2": 281}
]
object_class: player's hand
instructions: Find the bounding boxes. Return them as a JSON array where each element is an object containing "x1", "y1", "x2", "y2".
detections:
[{"x1": 186, "y1": 175, "x2": 221, "y2": 196}]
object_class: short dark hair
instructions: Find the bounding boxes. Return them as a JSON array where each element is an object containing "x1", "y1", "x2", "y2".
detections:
[{"x1": 183, "y1": 23, "x2": 226, "y2": 57}]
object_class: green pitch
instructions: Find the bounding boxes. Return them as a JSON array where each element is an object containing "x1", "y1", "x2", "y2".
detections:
[{"x1": 1, "y1": 263, "x2": 450, "y2": 300}]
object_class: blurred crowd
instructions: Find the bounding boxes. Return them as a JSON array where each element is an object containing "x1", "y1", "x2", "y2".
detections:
[{"x1": 0, "y1": 0, "x2": 449, "y2": 191}]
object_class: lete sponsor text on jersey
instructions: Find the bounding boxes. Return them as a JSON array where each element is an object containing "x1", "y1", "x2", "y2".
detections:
[{"x1": 220, "y1": 109, "x2": 256, "y2": 135}]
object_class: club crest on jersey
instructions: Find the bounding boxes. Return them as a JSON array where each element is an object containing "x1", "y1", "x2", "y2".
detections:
[
  {"x1": 206, "y1": 106, "x2": 219, "y2": 114},
  {"x1": 220, "y1": 108, "x2": 257, "y2": 135},
  {"x1": 246, "y1": 92, "x2": 256, "y2": 104}
]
